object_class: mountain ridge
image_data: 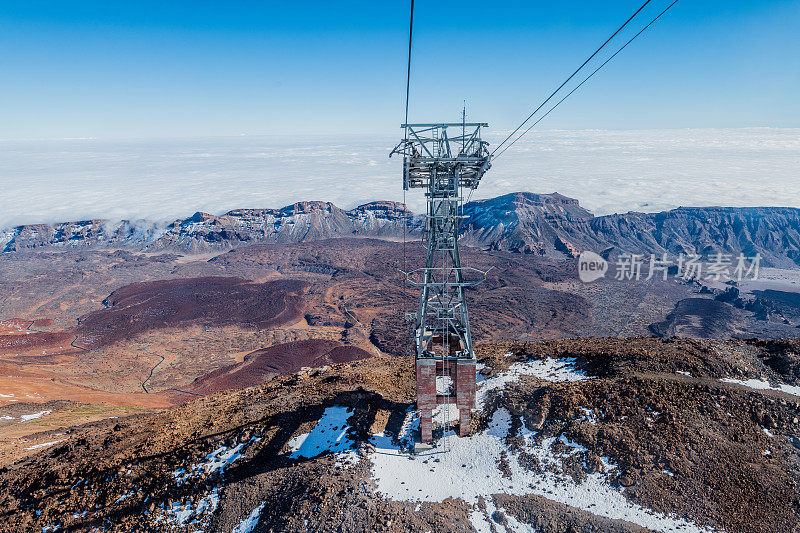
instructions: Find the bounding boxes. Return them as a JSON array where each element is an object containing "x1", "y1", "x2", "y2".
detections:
[{"x1": 4, "y1": 192, "x2": 800, "y2": 267}]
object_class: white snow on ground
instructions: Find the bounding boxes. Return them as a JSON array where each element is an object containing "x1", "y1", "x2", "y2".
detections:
[
  {"x1": 232, "y1": 503, "x2": 266, "y2": 533},
  {"x1": 578, "y1": 407, "x2": 598, "y2": 425},
  {"x1": 0, "y1": 415, "x2": 14, "y2": 420},
  {"x1": 470, "y1": 506, "x2": 494, "y2": 533},
  {"x1": 19, "y1": 410, "x2": 50, "y2": 422},
  {"x1": 677, "y1": 371, "x2": 692, "y2": 377},
  {"x1": 720, "y1": 378, "x2": 800, "y2": 398},
  {"x1": 173, "y1": 437, "x2": 259, "y2": 485},
  {"x1": 25, "y1": 438, "x2": 67, "y2": 450},
  {"x1": 370, "y1": 412, "x2": 711, "y2": 533},
  {"x1": 432, "y1": 404, "x2": 460, "y2": 426},
  {"x1": 0, "y1": 393, "x2": 14, "y2": 398},
  {"x1": 288, "y1": 406, "x2": 356, "y2": 459},
  {"x1": 114, "y1": 491, "x2": 134, "y2": 503},
  {"x1": 477, "y1": 356, "x2": 589, "y2": 408},
  {"x1": 471, "y1": 497, "x2": 538, "y2": 533},
  {"x1": 163, "y1": 487, "x2": 220, "y2": 526},
  {"x1": 368, "y1": 358, "x2": 714, "y2": 533},
  {"x1": 335, "y1": 449, "x2": 360, "y2": 469}
]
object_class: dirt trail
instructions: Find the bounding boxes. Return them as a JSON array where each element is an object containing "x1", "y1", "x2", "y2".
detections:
[{"x1": 141, "y1": 351, "x2": 165, "y2": 394}]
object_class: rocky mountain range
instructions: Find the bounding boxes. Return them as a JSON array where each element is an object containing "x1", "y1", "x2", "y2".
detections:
[{"x1": 4, "y1": 192, "x2": 800, "y2": 267}]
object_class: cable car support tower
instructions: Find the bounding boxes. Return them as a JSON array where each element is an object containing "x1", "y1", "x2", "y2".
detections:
[
  {"x1": 390, "y1": 0, "x2": 679, "y2": 446},
  {"x1": 391, "y1": 120, "x2": 492, "y2": 444}
]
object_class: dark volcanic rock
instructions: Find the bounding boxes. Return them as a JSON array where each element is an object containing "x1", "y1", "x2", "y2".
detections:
[
  {"x1": 150, "y1": 201, "x2": 416, "y2": 253},
  {"x1": 75, "y1": 277, "x2": 307, "y2": 348},
  {"x1": 190, "y1": 339, "x2": 372, "y2": 395},
  {"x1": 3, "y1": 338, "x2": 800, "y2": 532},
  {"x1": 650, "y1": 298, "x2": 742, "y2": 338}
]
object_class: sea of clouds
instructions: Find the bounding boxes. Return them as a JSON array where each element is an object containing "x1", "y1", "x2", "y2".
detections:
[{"x1": 1, "y1": 128, "x2": 798, "y2": 229}]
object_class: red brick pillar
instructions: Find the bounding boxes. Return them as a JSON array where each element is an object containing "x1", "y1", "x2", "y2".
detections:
[
  {"x1": 456, "y1": 359, "x2": 476, "y2": 437},
  {"x1": 416, "y1": 358, "x2": 436, "y2": 443}
]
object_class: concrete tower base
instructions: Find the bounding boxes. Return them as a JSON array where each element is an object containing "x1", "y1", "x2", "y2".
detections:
[{"x1": 416, "y1": 357, "x2": 476, "y2": 443}]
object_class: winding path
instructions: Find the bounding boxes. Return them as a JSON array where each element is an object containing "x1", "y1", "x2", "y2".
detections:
[
  {"x1": 141, "y1": 352, "x2": 165, "y2": 394},
  {"x1": 140, "y1": 350, "x2": 202, "y2": 396}
]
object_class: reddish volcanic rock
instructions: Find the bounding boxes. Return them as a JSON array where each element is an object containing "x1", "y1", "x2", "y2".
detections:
[
  {"x1": 75, "y1": 277, "x2": 307, "y2": 348},
  {"x1": 190, "y1": 339, "x2": 372, "y2": 394}
]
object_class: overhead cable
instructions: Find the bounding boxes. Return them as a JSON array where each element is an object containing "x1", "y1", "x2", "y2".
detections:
[
  {"x1": 491, "y1": 0, "x2": 653, "y2": 156},
  {"x1": 493, "y1": 0, "x2": 680, "y2": 160}
]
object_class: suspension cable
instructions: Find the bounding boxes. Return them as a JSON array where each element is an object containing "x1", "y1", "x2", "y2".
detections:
[
  {"x1": 404, "y1": 0, "x2": 414, "y2": 139},
  {"x1": 493, "y1": 0, "x2": 680, "y2": 160},
  {"x1": 491, "y1": 0, "x2": 653, "y2": 156},
  {"x1": 402, "y1": 0, "x2": 414, "y2": 356}
]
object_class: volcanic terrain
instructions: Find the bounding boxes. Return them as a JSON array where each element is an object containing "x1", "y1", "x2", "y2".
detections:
[
  {"x1": 2, "y1": 193, "x2": 800, "y2": 531},
  {"x1": 2, "y1": 338, "x2": 800, "y2": 532}
]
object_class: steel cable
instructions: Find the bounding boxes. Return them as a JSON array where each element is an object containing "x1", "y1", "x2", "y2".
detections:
[
  {"x1": 493, "y1": 0, "x2": 680, "y2": 160},
  {"x1": 491, "y1": 0, "x2": 653, "y2": 156}
]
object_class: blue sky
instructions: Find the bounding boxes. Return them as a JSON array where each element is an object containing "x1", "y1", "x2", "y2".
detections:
[{"x1": 1, "y1": 1, "x2": 798, "y2": 139}]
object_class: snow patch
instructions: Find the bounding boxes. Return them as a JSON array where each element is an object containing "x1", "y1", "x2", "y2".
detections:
[
  {"x1": 432, "y1": 404, "x2": 460, "y2": 426},
  {"x1": 578, "y1": 407, "x2": 598, "y2": 425},
  {"x1": 19, "y1": 410, "x2": 51, "y2": 422},
  {"x1": 288, "y1": 406, "x2": 355, "y2": 459},
  {"x1": 436, "y1": 375, "x2": 453, "y2": 395},
  {"x1": 173, "y1": 437, "x2": 259, "y2": 485},
  {"x1": 335, "y1": 449, "x2": 360, "y2": 468},
  {"x1": 369, "y1": 405, "x2": 711, "y2": 533},
  {"x1": 386, "y1": 357, "x2": 711, "y2": 532},
  {"x1": 232, "y1": 502, "x2": 265, "y2": 533},
  {"x1": 26, "y1": 438, "x2": 67, "y2": 450},
  {"x1": 720, "y1": 378, "x2": 800, "y2": 398},
  {"x1": 477, "y1": 357, "x2": 589, "y2": 408},
  {"x1": 114, "y1": 491, "x2": 134, "y2": 503},
  {"x1": 164, "y1": 487, "x2": 220, "y2": 526}
]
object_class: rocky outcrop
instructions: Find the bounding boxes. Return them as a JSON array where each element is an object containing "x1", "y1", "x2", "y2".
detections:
[
  {"x1": 587, "y1": 206, "x2": 800, "y2": 268},
  {"x1": 459, "y1": 194, "x2": 800, "y2": 267},
  {"x1": 459, "y1": 192, "x2": 594, "y2": 254},
  {"x1": 0, "y1": 201, "x2": 417, "y2": 254},
  {"x1": 146, "y1": 201, "x2": 418, "y2": 253},
  {"x1": 0, "y1": 219, "x2": 166, "y2": 253},
  {"x1": 4, "y1": 192, "x2": 800, "y2": 267}
]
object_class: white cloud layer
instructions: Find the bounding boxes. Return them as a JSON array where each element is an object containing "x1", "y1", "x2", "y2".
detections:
[{"x1": 1, "y1": 128, "x2": 797, "y2": 228}]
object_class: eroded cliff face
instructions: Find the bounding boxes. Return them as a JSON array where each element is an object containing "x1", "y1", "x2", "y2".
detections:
[
  {"x1": 459, "y1": 192, "x2": 595, "y2": 255},
  {"x1": 4, "y1": 192, "x2": 800, "y2": 267},
  {"x1": 586, "y1": 206, "x2": 800, "y2": 268},
  {"x1": 0, "y1": 201, "x2": 417, "y2": 254},
  {"x1": 460, "y1": 193, "x2": 800, "y2": 267}
]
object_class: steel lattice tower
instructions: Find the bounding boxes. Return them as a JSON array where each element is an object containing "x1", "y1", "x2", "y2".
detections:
[{"x1": 391, "y1": 121, "x2": 492, "y2": 444}]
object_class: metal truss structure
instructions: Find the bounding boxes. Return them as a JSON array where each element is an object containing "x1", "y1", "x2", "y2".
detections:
[{"x1": 391, "y1": 121, "x2": 492, "y2": 443}]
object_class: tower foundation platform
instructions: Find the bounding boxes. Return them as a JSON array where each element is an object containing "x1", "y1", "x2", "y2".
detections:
[{"x1": 416, "y1": 357, "x2": 476, "y2": 443}]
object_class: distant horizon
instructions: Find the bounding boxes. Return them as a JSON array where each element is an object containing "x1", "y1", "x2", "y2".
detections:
[
  {"x1": 8, "y1": 187, "x2": 800, "y2": 232},
  {"x1": 2, "y1": 127, "x2": 799, "y2": 229},
  {"x1": 3, "y1": 2, "x2": 798, "y2": 228},
  {"x1": 1, "y1": 125, "x2": 796, "y2": 144}
]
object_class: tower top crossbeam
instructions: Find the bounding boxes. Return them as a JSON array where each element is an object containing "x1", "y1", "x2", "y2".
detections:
[{"x1": 391, "y1": 122, "x2": 492, "y2": 191}]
